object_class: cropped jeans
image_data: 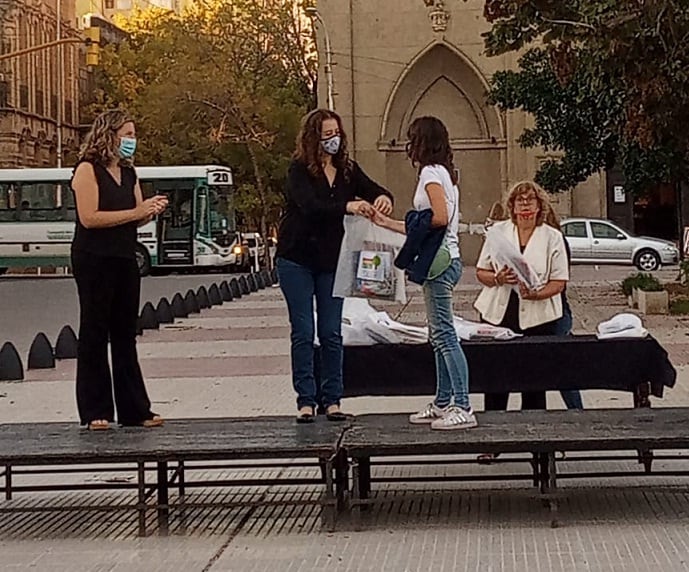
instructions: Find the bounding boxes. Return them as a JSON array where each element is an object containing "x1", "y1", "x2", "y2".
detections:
[
  {"x1": 277, "y1": 257, "x2": 344, "y2": 410},
  {"x1": 423, "y1": 258, "x2": 471, "y2": 411}
]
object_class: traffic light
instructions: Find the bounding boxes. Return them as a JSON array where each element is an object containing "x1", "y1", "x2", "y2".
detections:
[{"x1": 84, "y1": 26, "x2": 100, "y2": 66}]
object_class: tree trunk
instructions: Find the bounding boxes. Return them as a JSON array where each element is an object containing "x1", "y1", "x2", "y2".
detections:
[{"x1": 246, "y1": 142, "x2": 273, "y2": 270}]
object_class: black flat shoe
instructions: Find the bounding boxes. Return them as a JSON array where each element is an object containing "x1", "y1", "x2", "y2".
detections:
[
  {"x1": 296, "y1": 408, "x2": 316, "y2": 424},
  {"x1": 325, "y1": 408, "x2": 350, "y2": 422}
]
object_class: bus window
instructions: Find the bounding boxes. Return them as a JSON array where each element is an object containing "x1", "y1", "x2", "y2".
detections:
[
  {"x1": 0, "y1": 184, "x2": 17, "y2": 222},
  {"x1": 140, "y1": 181, "x2": 156, "y2": 199},
  {"x1": 209, "y1": 186, "x2": 236, "y2": 246},
  {"x1": 4, "y1": 182, "x2": 68, "y2": 222}
]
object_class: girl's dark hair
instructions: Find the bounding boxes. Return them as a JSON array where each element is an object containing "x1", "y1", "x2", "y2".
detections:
[
  {"x1": 294, "y1": 109, "x2": 351, "y2": 180},
  {"x1": 406, "y1": 116, "x2": 458, "y2": 186}
]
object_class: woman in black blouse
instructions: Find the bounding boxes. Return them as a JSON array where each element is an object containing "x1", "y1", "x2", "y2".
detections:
[
  {"x1": 277, "y1": 109, "x2": 394, "y2": 423},
  {"x1": 71, "y1": 109, "x2": 168, "y2": 431}
]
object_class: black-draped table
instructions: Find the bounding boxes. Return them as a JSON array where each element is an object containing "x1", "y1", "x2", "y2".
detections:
[{"x1": 341, "y1": 335, "x2": 676, "y2": 402}]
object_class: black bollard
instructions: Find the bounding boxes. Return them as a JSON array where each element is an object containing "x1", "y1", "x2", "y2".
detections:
[
  {"x1": 197, "y1": 286, "x2": 211, "y2": 309},
  {"x1": 54, "y1": 325, "x2": 78, "y2": 360},
  {"x1": 261, "y1": 269, "x2": 272, "y2": 287},
  {"x1": 220, "y1": 280, "x2": 233, "y2": 302},
  {"x1": 139, "y1": 302, "x2": 160, "y2": 330},
  {"x1": 156, "y1": 298, "x2": 175, "y2": 324},
  {"x1": 239, "y1": 275, "x2": 250, "y2": 295},
  {"x1": 184, "y1": 289, "x2": 200, "y2": 314},
  {"x1": 247, "y1": 274, "x2": 258, "y2": 293},
  {"x1": 208, "y1": 283, "x2": 223, "y2": 306},
  {"x1": 171, "y1": 293, "x2": 189, "y2": 318},
  {"x1": 27, "y1": 332, "x2": 55, "y2": 370},
  {"x1": 0, "y1": 342, "x2": 24, "y2": 381},
  {"x1": 230, "y1": 278, "x2": 242, "y2": 299},
  {"x1": 255, "y1": 272, "x2": 266, "y2": 290}
]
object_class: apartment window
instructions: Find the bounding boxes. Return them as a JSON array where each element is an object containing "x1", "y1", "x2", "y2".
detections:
[
  {"x1": 51, "y1": 95, "x2": 57, "y2": 120},
  {"x1": 0, "y1": 81, "x2": 8, "y2": 107},
  {"x1": 19, "y1": 85, "x2": 28, "y2": 109},
  {"x1": 105, "y1": 0, "x2": 114, "y2": 7},
  {"x1": 65, "y1": 100, "x2": 73, "y2": 124},
  {"x1": 35, "y1": 90, "x2": 44, "y2": 116}
]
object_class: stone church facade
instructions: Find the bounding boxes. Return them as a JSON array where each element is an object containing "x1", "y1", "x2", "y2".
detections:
[
  {"x1": 0, "y1": 0, "x2": 82, "y2": 168},
  {"x1": 317, "y1": 0, "x2": 606, "y2": 262}
]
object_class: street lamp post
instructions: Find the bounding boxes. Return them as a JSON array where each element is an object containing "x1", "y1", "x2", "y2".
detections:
[{"x1": 305, "y1": 7, "x2": 334, "y2": 111}]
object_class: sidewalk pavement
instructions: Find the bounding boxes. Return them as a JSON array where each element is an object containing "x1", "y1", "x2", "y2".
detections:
[{"x1": 2, "y1": 270, "x2": 689, "y2": 571}]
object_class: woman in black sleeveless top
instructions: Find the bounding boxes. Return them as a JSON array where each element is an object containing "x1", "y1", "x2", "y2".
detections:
[{"x1": 71, "y1": 109, "x2": 168, "y2": 431}]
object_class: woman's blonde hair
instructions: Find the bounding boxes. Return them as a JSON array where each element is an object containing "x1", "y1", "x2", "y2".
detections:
[
  {"x1": 506, "y1": 180, "x2": 551, "y2": 227},
  {"x1": 544, "y1": 202, "x2": 562, "y2": 231},
  {"x1": 79, "y1": 109, "x2": 134, "y2": 167}
]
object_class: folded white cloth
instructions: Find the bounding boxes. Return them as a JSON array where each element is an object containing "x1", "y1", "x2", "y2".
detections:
[{"x1": 596, "y1": 313, "x2": 648, "y2": 339}]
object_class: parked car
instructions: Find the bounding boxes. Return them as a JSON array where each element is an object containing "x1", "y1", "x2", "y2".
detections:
[
  {"x1": 242, "y1": 232, "x2": 267, "y2": 267},
  {"x1": 561, "y1": 217, "x2": 679, "y2": 271}
]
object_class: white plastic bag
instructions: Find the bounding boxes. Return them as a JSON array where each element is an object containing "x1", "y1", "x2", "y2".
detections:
[
  {"x1": 333, "y1": 217, "x2": 407, "y2": 303},
  {"x1": 485, "y1": 228, "x2": 543, "y2": 291},
  {"x1": 453, "y1": 316, "x2": 522, "y2": 341},
  {"x1": 596, "y1": 313, "x2": 648, "y2": 339}
]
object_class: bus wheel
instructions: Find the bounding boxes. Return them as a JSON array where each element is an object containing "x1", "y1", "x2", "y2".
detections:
[
  {"x1": 0, "y1": 267, "x2": 7, "y2": 276},
  {"x1": 135, "y1": 245, "x2": 151, "y2": 277}
]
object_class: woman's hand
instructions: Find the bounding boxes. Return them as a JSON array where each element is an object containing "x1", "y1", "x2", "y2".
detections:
[
  {"x1": 373, "y1": 195, "x2": 393, "y2": 216},
  {"x1": 346, "y1": 200, "x2": 375, "y2": 218},
  {"x1": 371, "y1": 209, "x2": 390, "y2": 228},
  {"x1": 138, "y1": 196, "x2": 168, "y2": 219},
  {"x1": 495, "y1": 266, "x2": 518, "y2": 286},
  {"x1": 518, "y1": 282, "x2": 541, "y2": 300}
]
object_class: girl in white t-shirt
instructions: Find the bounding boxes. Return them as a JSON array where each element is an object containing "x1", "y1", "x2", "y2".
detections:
[{"x1": 373, "y1": 116, "x2": 475, "y2": 430}]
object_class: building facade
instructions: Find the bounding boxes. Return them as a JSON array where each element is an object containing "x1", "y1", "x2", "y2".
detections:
[
  {"x1": 102, "y1": 0, "x2": 191, "y2": 20},
  {"x1": 317, "y1": 0, "x2": 607, "y2": 262},
  {"x1": 0, "y1": 0, "x2": 82, "y2": 168}
]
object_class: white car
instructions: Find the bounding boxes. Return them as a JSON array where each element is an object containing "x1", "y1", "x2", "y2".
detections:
[
  {"x1": 242, "y1": 232, "x2": 267, "y2": 266},
  {"x1": 561, "y1": 218, "x2": 679, "y2": 272}
]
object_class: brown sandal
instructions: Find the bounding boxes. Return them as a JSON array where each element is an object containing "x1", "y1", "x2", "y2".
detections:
[
  {"x1": 87, "y1": 419, "x2": 110, "y2": 431},
  {"x1": 142, "y1": 415, "x2": 164, "y2": 428}
]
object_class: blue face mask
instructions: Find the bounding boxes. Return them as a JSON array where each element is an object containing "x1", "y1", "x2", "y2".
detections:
[
  {"x1": 118, "y1": 137, "x2": 137, "y2": 159},
  {"x1": 321, "y1": 135, "x2": 341, "y2": 155}
]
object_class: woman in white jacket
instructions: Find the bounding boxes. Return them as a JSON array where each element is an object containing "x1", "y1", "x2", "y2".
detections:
[{"x1": 474, "y1": 182, "x2": 569, "y2": 450}]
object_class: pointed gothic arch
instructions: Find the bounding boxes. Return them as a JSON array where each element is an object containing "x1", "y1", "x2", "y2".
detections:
[{"x1": 380, "y1": 40, "x2": 505, "y2": 146}]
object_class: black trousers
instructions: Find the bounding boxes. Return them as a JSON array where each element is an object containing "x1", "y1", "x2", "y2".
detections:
[
  {"x1": 483, "y1": 292, "x2": 557, "y2": 412},
  {"x1": 72, "y1": 250, "x2": 153, "y2": 425}
]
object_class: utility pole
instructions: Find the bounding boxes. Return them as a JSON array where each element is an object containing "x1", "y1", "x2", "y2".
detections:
[{"x1": 56, "y1": 0, "x2": 63, "y2": 168}]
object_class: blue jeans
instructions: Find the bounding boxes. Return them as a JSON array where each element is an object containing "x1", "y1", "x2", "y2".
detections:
[
  {"x1": 277, "y1": 257, "x2": 344, "y2": 410},
  {"x1": 423, "y1": 258, "x2": 470, "y2": 410},
  {"x1": 554, "y1": 300, "x2": 583, "y2": 410}
]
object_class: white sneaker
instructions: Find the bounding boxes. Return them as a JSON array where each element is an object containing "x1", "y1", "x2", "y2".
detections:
[
  {"x1": 409, "y1": 402, "x2": 449, "y2": 424},
  {"x1": 430, "y1": 406, "x2": 478, "y2": 431}
]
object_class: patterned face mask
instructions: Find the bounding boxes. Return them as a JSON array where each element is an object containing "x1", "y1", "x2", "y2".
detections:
[{"x1": 320, "y1": 135, "x2": 341, "y2": 155}]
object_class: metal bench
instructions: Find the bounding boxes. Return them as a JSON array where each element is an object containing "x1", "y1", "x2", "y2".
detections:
[
  {"x1": 342, "y1": 408, "x2": 689, "y2": 527},
  {"x1": 0, "y1": 416, "x2": 349, "y2": 536}
]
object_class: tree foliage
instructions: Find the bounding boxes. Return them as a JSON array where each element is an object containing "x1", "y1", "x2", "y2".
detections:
[
  {"x1": 90, "y1": 0, "x2": 317, "y2": 233},
  {"x1": 482, "y1": 0, "x2": 689, "y2": 193}
]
